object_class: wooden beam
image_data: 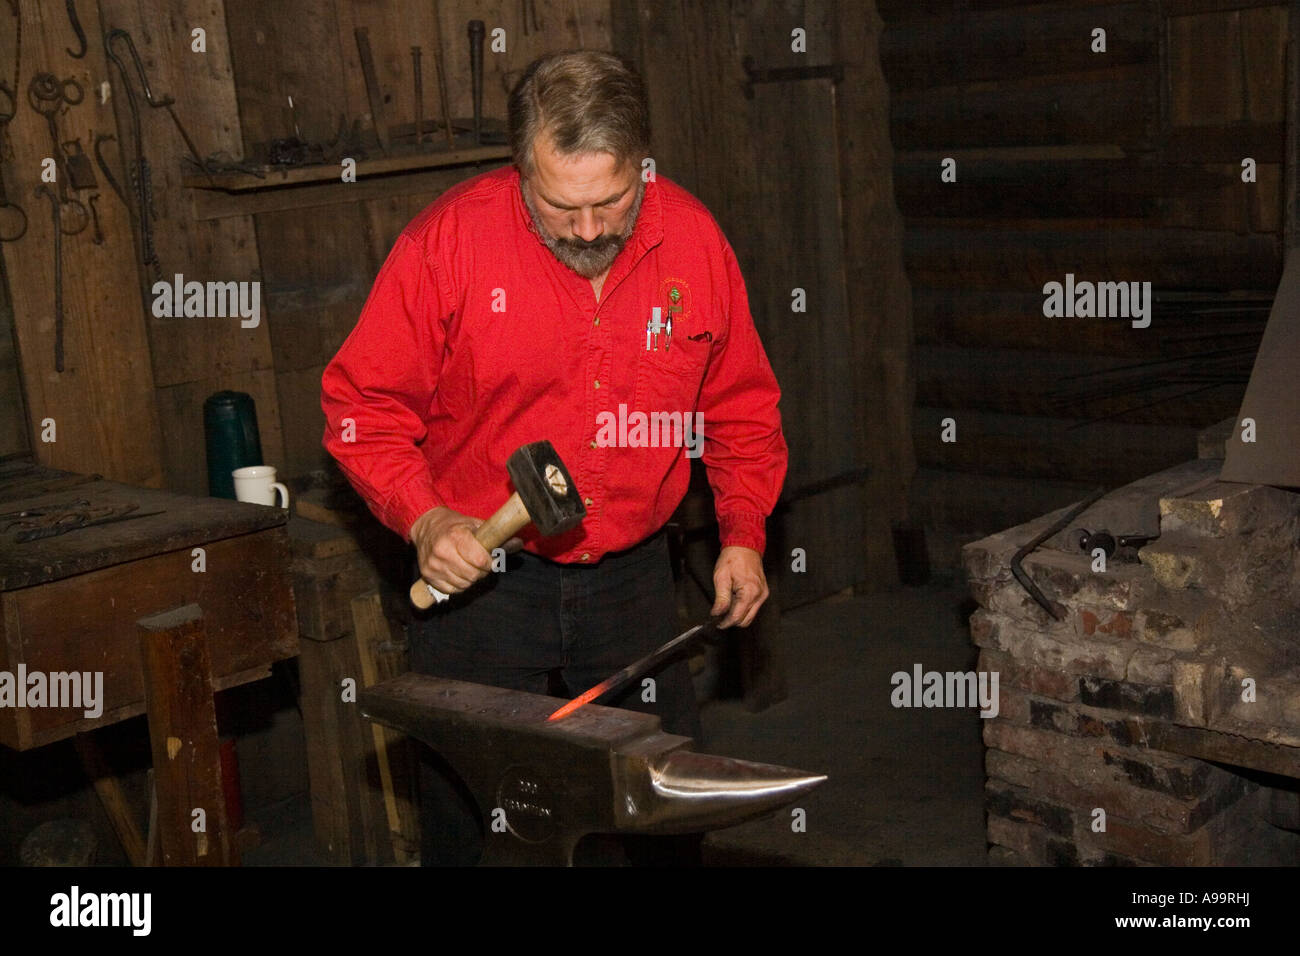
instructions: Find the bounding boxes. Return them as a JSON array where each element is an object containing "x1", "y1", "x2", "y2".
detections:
[
  {"x1": 881, "y1": 2, "x2": 1155, "y2": 90},
  {"x1": 188, "y1": 163, "x2": 507, "y2": 220},
  {"x1": 915, "y1": 406, "x2": 1201, "y2": 484},
  {"x1": 74, "y1": 733, "x2": 147, "y2": 866},
  {"x1": 903, "y1": 225, "x2": 1281, "y2": 289},
  {"x1": 182, "y1": 146, "x2": 511, "y2": 190},
  {"x1": 138, "y1": 604, "x2": 233, "y2": 866}
]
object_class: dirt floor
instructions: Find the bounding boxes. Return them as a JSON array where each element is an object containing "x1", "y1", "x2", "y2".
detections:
[{"x1": 697, "y1": 580, "x2": 988, "y2": 866}]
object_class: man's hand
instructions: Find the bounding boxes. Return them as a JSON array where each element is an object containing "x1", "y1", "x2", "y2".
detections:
[
  {"x1": 710, "y1": 546, "x2": 769, "y2": 628},
  {"x1": 409, "y1": 506, "x2": 493, "y2": 597}
]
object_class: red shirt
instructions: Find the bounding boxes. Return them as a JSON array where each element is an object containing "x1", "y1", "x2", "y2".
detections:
[{"x1": 320, "y1": 165, "x2": 787, "y2": 563}]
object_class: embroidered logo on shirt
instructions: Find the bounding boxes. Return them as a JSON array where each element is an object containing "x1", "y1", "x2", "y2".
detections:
[{"x1": 660, "y1": 277, "x2": 691, "y2": 330}]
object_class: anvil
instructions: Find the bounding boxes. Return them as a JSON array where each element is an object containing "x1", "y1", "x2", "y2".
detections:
[{"x1": 360, "y1": 673, "x2": 826, "y2": 865}]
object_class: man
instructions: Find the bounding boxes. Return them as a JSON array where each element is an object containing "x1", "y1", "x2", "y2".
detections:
[{"x1": 320, "y1": 50, "x2": 787, "y2": 865}]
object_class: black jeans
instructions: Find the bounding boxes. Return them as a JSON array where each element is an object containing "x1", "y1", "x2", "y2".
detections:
[{"x1": 407, "y1": 530, "x2": 703, "y2": 865}]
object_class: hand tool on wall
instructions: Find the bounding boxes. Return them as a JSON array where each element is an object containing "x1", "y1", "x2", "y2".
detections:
[
  {"x1": 467, "y1": 19, "x2": 484, "y2": 146},
  {"x1": 34, "y1": 184, "x2": 64, "y2": 372},
  {"x1": 354, "y1": 27, "x2": 389, "y2": 155},
  {"x1": 361, "y1": 673, "x2": 826, "y2": 865},
  {"x1": 0, "y1": 0, "x2": 20, "y2": 162},
  {"x1": 548, "y1": 620, "x2": 722, "y2": 721},
  {"x1": 409, "y1": 440, "x2": 587, "y2": 610},
  {"x1": 61, "y1": 138, "x2": 96, "y2": 190},
  {"x1": 92, "y1": 132, "x2": 125, "y2": 205},
  {"x1": 64, "y1": 0, "x2": 87, "y2": 59},
  {"x1": 0, "y1": 172, "x2": 26, "y2": 242},
  {"x1": 87, "y1": 192, "x2": 102, "y2": 243},
  {"x1": 427, "y1": 0, "x2": 457, "y2": 149},
  {"x1": 27, "y1": 73, "x2": 91, "y2": 233},
  {"x1": 434, "y1": 50, "x2": 454, "y2": 148},
  {"x1": 411, "y1": 46, "x2": 424, "y2": 145},
  {"x1": 103, "y1": 29, "x2": 159, "y2": 277},
  {"x1": 104, "y1": 29, "x2": 211, "y2": 181}
]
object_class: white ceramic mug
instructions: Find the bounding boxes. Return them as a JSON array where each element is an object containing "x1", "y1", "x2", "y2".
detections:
[{"x1": 232, "y1": 465, "x2": 290, "y2": 509}]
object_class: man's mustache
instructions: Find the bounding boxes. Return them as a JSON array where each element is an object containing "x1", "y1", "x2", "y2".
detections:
[{"x1": 554, "y1": 234, "x2": 623, "y2": 252}]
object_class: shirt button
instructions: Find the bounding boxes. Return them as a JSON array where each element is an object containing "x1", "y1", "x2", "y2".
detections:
[
  {"x1": 593, "y1": 317, "x2": 600, "y2": 326},
  {"x1": 589, "y1": 440, "x2": 597, "y2": 449},
  {"x1": 583, "y1": 497, "x2": 593, "y2": 507},
  {"x1": 580, "y1": 552, "x2": 590, "y2": 562},
  {"x1": 593, "y1": 380, "x2": 600, "y2": 388}
]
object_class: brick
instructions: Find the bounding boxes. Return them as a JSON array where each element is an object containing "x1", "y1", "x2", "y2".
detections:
[
  {"x1": 978, "y1": 647, "x2": 1077, "y2": 701},
  {"x1": 1142, "y1": 527, "x2": 1298, "y2": 610},
  {"x1": 986, "y1": 815, "x2": 1079, "y2": 867},
  {"x1": 969, "y1": 608, "x2": 996, "y2": 647},
  {"x1": 987, "y1": 845, "x2": 1025, "y2": 866},
  {"x1": 1172, "y1": 659, "x2": 1213, "y2": 726},
  {"x1": 1075, "y1": 609, "x2": 1133, "y2": 639},
  {"x1": 1134, "y1": 608, "x2": 1198, "y2": 651},
  {"x1": 1084, "y1": 817, "x2": 1214, "y2": 866},
  {"x1": 1160, "y1": 481, "x2": 1300, "y2": 539},
  {"x1": 1026, "y1": 698, "x2": 1141, "y2": 746},
  {"x1": 1126, "y1": 646, "x2": 1175, "y2": 684},
  {"x1": 986, "y1": 745, "x2": 1241, "y2": 837},
  {"x1": 987, "y1": 682, "x2": 1031, "y2": 725},
  {"x1": 1079, "y1": 677, "x2": 1175, "y2": 719},
  {"x1": 986, "y1": 781, "x2": 1075, "y2": 836},
  {"x1": 1028, "y1": 549, "x2": 1152, "y2": 612},
  {"x1": 989, "y1": 623, "x2": 1133, "y2": 681},
  {"x1": 1208, "y1": 668, "x2": 1300, "y2": 747}
]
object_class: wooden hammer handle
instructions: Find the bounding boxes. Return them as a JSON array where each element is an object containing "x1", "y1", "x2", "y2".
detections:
[{"x1": 408, "y1": 491, "x2": 530, "y2": 609}]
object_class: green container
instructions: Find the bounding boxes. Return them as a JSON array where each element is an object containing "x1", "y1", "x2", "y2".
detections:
[{"x1": 204, "y1": 391, "x2": 264, "y2": 500}]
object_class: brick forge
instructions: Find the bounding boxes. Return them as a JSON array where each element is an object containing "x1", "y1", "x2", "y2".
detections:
[{"x1": 963, "y1": 458, "x2": 1300, "y2": 866}]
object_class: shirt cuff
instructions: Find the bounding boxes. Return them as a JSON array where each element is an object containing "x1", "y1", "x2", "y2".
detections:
[
  {"x1": 384, "y1": 472, "x2": 447, "y2": 542},
  {"x1": 717, "y1": 511, "x2": 768, "y2": 556}
]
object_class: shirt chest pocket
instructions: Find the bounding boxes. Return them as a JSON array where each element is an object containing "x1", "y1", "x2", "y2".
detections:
[{"x1": 634, "y1": 332, "x2": 713, "y2": 413}]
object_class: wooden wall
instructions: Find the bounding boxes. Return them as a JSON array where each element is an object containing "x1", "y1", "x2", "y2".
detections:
[
  {"x1": 0, "y1": 0, "x2": 609, "y2": 493},
  {"x1": 0, "y1": 0, "x2": 165, "y2": 486},
  {"x1": 613, "y1": 0, "x2": 915, "y2": 602},
  {"x1": 220, "y1": 0, "x2": 610, "y2": 482},
  {"x1": 877, "y1": 0, "x2": 1287, "y2": 563}
]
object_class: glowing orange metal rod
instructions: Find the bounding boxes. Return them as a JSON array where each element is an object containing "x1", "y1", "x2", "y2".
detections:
[{"x1": 547, "y1": 621, "x2": 717, "y2": 721}]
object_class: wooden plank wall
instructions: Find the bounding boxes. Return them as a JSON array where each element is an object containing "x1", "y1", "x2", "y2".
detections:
[
  {"x1": 612, "y1": 0, "x2": 915, "y2": 601},
  {"x1": 877, "y1": 0, "x2": 1288, "y2": 565},
  {"x1": 98, "y1": 0, "x2": 286, "y2": 496},
  {"x1": 0, "y1": 0, "x2": 165, "y2": 485},
  {"x1": 222, "y1": 0, "x2": 610, "y2": 480}
]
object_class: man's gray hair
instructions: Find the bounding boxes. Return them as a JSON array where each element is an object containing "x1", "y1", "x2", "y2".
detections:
[{"x1": 508, "y1": 50, "x2": 650, "y2": 178}]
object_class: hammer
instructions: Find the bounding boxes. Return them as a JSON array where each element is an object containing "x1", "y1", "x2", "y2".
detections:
[{"x1": 409, "y1": 440, "x2": 586, "y2": 609}]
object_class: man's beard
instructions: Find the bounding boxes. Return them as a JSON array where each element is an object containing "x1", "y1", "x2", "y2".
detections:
[{"x1": 522, "y1": 178, "x2": 644, "y2": 279}]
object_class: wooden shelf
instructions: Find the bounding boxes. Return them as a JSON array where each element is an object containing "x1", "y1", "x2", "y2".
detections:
[
  {"x1": 183, "y1": 143, "x2": 511, "y2": 191},
  {"x1": 185, "y1": 144, "x2": 512, "y2": 219}
]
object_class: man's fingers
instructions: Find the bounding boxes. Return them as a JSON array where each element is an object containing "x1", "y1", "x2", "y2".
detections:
[
  {"x1": 423, "y1": 561, "x2": 476, "y2": 592},
  {"x1": 710, "y1": 569, "x2": 733, "y2": 618}
]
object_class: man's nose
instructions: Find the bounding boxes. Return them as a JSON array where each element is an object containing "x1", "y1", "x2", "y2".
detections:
[{"x1": 571, "y1": 208, "x2": 603, "y2": 243}]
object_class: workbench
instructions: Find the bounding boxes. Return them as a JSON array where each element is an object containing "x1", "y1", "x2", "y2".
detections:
[{"x1": 0, "y1": 461, "x2": 297, "y2": 865}]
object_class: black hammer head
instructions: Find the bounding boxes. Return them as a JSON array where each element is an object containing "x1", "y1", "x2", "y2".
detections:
[{"x1": 506, "y1": 440, "x2": 586, "y2": 536}]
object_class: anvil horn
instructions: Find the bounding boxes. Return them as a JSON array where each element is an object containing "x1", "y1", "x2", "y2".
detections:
[
  {"x1": 623, "y1": 748, "x2": 827, "y2": 834},
  {"x1": 360, "y1": 673, "x2": 827, "y2": 865}
]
